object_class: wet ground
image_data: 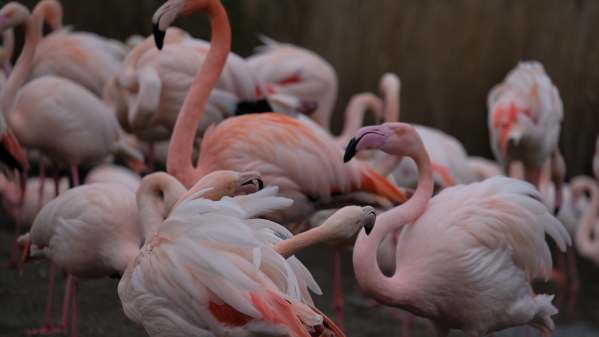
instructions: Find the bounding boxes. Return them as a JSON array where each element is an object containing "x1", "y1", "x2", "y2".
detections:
[{"x1": 1, "y1": 229, "x2": 599, "y2": 337}]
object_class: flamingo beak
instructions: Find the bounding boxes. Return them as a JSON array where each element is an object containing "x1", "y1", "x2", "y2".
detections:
[
  {"x1": 363, "y1": 209, "x2": 376, "y2": 236},
  {"x1": 344, "y1": 137, "x2": 359, "y2": 163},
  {"x1": 153, "y1": 18, "x2": 166, "y2": 50},
  {"x1": 0, "y1": 130, "x2": 29, "y2": 172},
  {"x1": 236, "y1": 172, "x2": 264, "y2": 195}
]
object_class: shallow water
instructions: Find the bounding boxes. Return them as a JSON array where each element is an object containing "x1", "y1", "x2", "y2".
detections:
[{"x1": 1, "y1": 230, "x2": 598, "y2": 337}]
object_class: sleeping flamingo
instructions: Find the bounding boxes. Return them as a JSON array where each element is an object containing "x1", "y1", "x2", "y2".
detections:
[
  {"x1": 119, "y1": 172, "x2": 374, "y2": 337},
  {"x1": 345, "y1": 122, "x2": 571, "y2": 337},
  {"x1": 27, "y1": 0, "x2": 125, "y2": 97},
  {"x1": 153, "y1": 0, "x2": 406, "y2": 225},
  {"x1": 488, "y1": 61, "x2": 563, "y2": 189},
  {"x1": 247, "y1": 37, "x2": 338, "y2": 130}
]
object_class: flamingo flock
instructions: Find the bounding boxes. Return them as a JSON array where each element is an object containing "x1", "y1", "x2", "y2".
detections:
[{"x1": 0, "y1": 1, "x2": 597, "y2": 337}]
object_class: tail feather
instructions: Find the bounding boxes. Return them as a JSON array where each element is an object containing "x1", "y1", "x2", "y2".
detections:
[{"x1": 359, "y1": 167, "x2": 407, "y2": 204}]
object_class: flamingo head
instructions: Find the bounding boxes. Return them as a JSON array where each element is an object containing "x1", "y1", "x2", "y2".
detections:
[
  {"x1": 0, "y1": 2, "x2": 30, "y2": 31},
  {"x1": 491, "y1": 97, "x2": 535, "y2": 155},
  {"x1": 319, "y1": 206, "x2": 377, "y2": 244},
  {"x1": 344, "y1": 123, "x2": 424, "y2": 163},
  {"x1": 153, "y1": 0, "x2": 213, "y2": 50}
]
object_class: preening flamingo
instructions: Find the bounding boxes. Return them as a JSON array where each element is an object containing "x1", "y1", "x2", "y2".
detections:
[
  {"x1": 345, "y1": 123, "x2": 571, "y2": 337},
  {"x1": 247, "y1": 37, "x2": 338, "y2": 130},
  {"x1": 488, "y1": 61, "x2": 563, "y2": 188},
  {"x1": 119, "y1": 173, "x2": 353, "y2": 337},
  {"x1": 153, "y1": 0, "x2": 406, "y2": 226},
  {"x1": 27, "y1": 0, "x2": 125, "y2": 97}
]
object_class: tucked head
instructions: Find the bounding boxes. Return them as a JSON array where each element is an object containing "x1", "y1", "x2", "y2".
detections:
[
  {"x1": 319, "y1": 206, "x2": 376, "y2": 245},
  {"x1": 175, "y1": 170, "x2": 264, "y2": 207},
  {"x1": 0, "y1": 3, "x2": 30, "y2": 31},
  {"x1": 344, "y1": 123, "x2": 424, "y2": 163}
]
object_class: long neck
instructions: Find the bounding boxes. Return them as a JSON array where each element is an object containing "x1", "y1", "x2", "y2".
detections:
[
  {"x1": 353, "y1": 149, "x2": 433, "y2": 306},
  {"x1": 1, "y1": 11, "x2": 42, "y2": 116},
  {"x1": 383, "y1": 80, "x2": 400, "y2": 123},
  {"x1": 338, "y1": 93, "x2": 382, "y2": 143},
  {"x1": 137, "y1": 173, "x2": 187, "y2": 239},
  {"x1": 1, "y1": 29, "x2": 14, "y2": 72},
  {"x1": 574, "y1": 178, "x2": 599, "y2": 258},
  {"x1": 167, "y1": 2, "x2": 231, "y2": 188},
  {"x1": 275, "y1": 226, "x2": 326, "y2": 259},
  {"x1": 35, "y1": 0, "x2": 64, "y2": 31}
]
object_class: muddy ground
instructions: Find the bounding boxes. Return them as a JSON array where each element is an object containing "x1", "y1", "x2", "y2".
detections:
[{"x1": 2, "y1": 229, "x2": 599, "y2": 337}]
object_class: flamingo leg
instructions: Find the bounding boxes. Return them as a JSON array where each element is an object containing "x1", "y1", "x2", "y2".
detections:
[
  {"x1": 25, "y1": 264, "x2": 62, "y2": 335},
  {"x1": 10, "y1": 170, "x2": 28, "y2": 267},
  {"x1": 70, "y1": 277, "x2": 79, "y2": 337},
  {"x1": 333, "y1": 249, "x2": 344, "y2": 329},
  {"x1": 57, "y1": 275, "x2": 75, "y2": 332}
]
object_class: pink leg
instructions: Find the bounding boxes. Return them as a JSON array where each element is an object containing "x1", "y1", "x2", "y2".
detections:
[
  {"x1": 333, "y1": 249, "x2": 344, "y2": 329},
  {"x1": 400, "y1": 312, "x2": 415, "y2": 337},
  {"x1": 70, "y1": 278, "x2": 78, "y2": 337},
  {"x1": 566, "y1": 248, "x2": 579, "y2": 314},
  {"x1": 52, "y1": 165, "x2": 60, "y2": 197},
  {"x1": 10, "y1": 170, "x2": 28, "y2": 267},
  {"x1": 57, "y1": 275, "x2": 76, "y2": 331},
  {"x1": 25, "y1": 264, "x2": 63, "y2": 335}
]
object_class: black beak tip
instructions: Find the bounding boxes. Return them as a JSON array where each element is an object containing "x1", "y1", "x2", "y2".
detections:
[
  {"x1": 153, "y1": 23, "x2": 166, "y2": 50},
  {"x1": 343, "y1": 138, "x2": 358, "y2": 163},
  {"x1": 256, "y1": 179, "x2": 264, "y2": 190},
  {"x1": 364, "y1": 224, "x2": 373, "y2": 236}
]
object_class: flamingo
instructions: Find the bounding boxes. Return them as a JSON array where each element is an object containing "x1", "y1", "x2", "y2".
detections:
[
  {"x1": 247, "y1": 37, "x2": 338, "y2": 130},
  {"x1": 488, "y1": 61, "x2": 563, "y2": 189},
  {"x1": 119, "y1": 173, "x2": 374, "y2": 337},
  {"x1": 345, "y1": 122, "x2": 571, "y2": 337},
  {"x1": 27, "y1": 0, "x2": 125, "y2": 97},
  {"x1": 0, "y1": 2, "x2": 143, "y2": 175},
  {"x1": 335, "y1": 93, "x2": 384, "y2": 149},
  {"x1": 153, "y1": 0, "x2": 406, "y2": 225},
  {"x1": 572, "y1": 176, "x2": 599, "y2": 266},
  {"x1": 17, "y1": 169, "x2": 271, "y2": 337}
]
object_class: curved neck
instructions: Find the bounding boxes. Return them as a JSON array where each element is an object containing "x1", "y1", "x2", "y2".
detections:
[
  {"x1": 137, "y1": 173, "x2": 187, "y2": 239},
  {"x1": 1, "y1": 10, "x2": 42, "y2": 116},
  {"x1": 574, "y1": 178, "x2": 599, "y2": 258},
  {"x1": 275, "y1": 225, "x2": 326, "y2": 259},
  {"x1": 35, "y1": 0, "x2": 64, "y2": 31},
  {"x1": 382, "y1": 79, "x2": 400, "y2": 123},
  {"x1": 353, "y1": 149, "x2": 433, "y2": 306},
  {"x1": 1, "y1": 29, "x2": 14, "y2": 72},
  {"x1": 167, "y1": 2, "x2": 232, "y2": 188},
  {"x1": 338, "y1": 93, "x2": 382, "y2": 143}
]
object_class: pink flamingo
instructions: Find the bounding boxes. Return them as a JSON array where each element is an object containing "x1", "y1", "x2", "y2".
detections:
[
  {"x1": 247, "y1": 37, "x2": 338, "y2": 130},
  {"x1": 119, "y1": 172, "x2": 374, "y2": 337},
  {"x1": 345, "y1": 122, "x2": 571, "y2": 337},
  {"x1": 153, "y1": 1, "x2": 406, "y2": 224},
  {"x1": 488, "y1": 61, "x2": 563, "y2": 188},
  {"x1": 27, "y1": 0, "x2": 125, "y2": 97}
]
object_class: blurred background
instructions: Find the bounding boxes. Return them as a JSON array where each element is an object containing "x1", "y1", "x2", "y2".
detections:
[
  {"x1": 2, "y1": 1, "x2": 599, "y2": 337},
  {"x1": 11, "y1": 0, "x2": 599, "y2": 176}
]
